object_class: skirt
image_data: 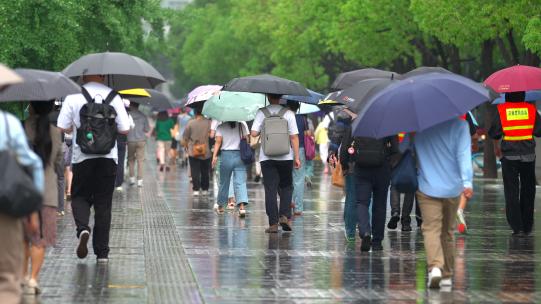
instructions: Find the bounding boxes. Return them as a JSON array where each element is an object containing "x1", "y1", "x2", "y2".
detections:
[{"x1": 25, "y1": 206, "x2": 57, "y2": 247}]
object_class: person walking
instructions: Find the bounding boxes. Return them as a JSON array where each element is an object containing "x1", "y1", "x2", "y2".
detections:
[
  {"x1": 211, "y1": 121, "x2": 250, "y2": 217},
  {"x1": 415, "y1": 118, "x2": 473, "y2": 289},
  {"x1": 57, "y1": 74, "x2": 130, "y2": 263},
  {"x1": 340, "y1": 127, "x2": 399, "y2": 251},
  {"x1": 286, "y1": 101, "x2": 307, "y2": 215},
  {"x1": 22, "y1": 101, "x2": 63, "y2": 295},
  {"x1": 153, "y1": 111, "x2": 175, "y2": 172},
  {"x1": 127, "y1": 102, "x2": 150, "y2": 187},
  {"x1": 315, "y1": 118, "x2": 330, "y2": 174},
  {"x1": 0, "y1": 109, "x2": 43, "y2": 304},
  {"x1": 304, "y1": 117, "x2": 315, "y2": 188},
  {"x1": 176, "y1": 108, "x2": 191, "y2": 166},
  {"x1": 489, "y1": 91, "x2": 541, "y2": 236},
  {"x1": 63, "y1": 132, "x2": 73, "y2": 201},
  {"x1": 183, "y1": 107, "x2": 211, "y2": 196},
  {"x1": 251, "y1": 94, "x2": 300, "y2": 233}
]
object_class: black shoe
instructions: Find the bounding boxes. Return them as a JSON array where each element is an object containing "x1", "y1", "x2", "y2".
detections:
[
  {"x1": 254, "y1": 175, "x2": 261, "y2": 183},
  {"x1": 306, "y1": 181, "x2": 312, "y2": 188},
  {"x1": 387, "y1": 215, "x2": 400, "y2": 230},
  {"x1": 401, "y1": 223, "x2": 412, "y2": 232},
  {"x1": 279, "y1": 215, "x2": 292, "y2": 232},
  {"x1": 360, "y1": 234, "x2": 371, "y2": 252},
  {"x1": 512, "y1": 231, "x2": 526, "y2": 237},
  {"x1": 77, "y1": 230, "x2": 90, "y2": 259},
  {"x1": 372, "y1": 242, "x2": 383, "y2": 251},
  {"x1": 416, "y1": 216, "x2": 423, "y2": 229}
]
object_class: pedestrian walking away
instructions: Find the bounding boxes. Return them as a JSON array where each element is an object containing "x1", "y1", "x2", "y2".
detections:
[
  {"x1": 489, "y1": 91, "x2": 541, "y2": 236},
  {"x1": 153, "y1": 110, "x2": 175, "y2": 172},
  {"x1": 127, "y1": 102, "x2": 150, "y2": 187},
  {"x1": 57, "y1": 74, "x2": 130, "y2": 263},
  {"x1": 115, "y1": 98, "x2": 134, "y2": 191},
  {"x1": 415, "y1": 118, "x2": 473, "y2": 289},
  {"x1": 286, "y1": 101, "x2": 307, "y2": 215},
  {"x1": 183, "y1": 106, "x2": 212, "y2": 196},
  {"x1": 251, "y1": 93, "x2": 301, "y2": 233}
]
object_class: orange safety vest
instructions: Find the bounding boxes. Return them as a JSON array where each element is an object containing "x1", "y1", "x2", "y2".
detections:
[
  {"x1": 497, "y1": 102, "x2": 536, "y2": 141},
  {"x1": 398, "y1": 132, "x2": 405, "y2": 143}
]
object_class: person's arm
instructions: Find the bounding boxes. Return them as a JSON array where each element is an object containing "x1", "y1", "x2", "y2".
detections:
[
  {"x1": 212, "y1": 135, "x2": 222, "y2": 168},
  {"x1": 533, "y1": 112, "x2": 541, "y2": 137},
  {"x1": 456, "y1": 122, "x2": 473, "y2": 198},
  {"x1": 488, "y1": 113, "x2": 503, "y2": 140},
  {"x1": 56, "y1": 98, "x2": 73, "y2": 134},
  {"x1": 114, "y1": 98, "x2": 130, "y2": 135},
  {"x1": 183, "y1": 122, "x2": 191, "y2": 146},
  {"x1": 250, "y1": 111, "x2": 263, "y2": 137},
  {"x1": 143, "y1": 115, "x2": 151, "y2": 137},
  {"x1": 290, "y1": 134, "x2": 300, "y2": 168}
]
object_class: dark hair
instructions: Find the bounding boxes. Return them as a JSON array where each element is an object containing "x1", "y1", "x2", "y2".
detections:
[
  {"x1": 227, "y1": 121, "x2": 237, "y2": 128},
  {"x1": 157, "y1": 111, "x2": 169, "y2": 121},
  {"x1": 286, "y1": 100, "x2": 300, "y2": 112},
  {"x1": 267, "y1": 93, "x2": 283, "y2": 101},
  {"x1": 30, "y1": 101, "x2": 54, "y2": 167},
  {"x1": 505, "y1": 91, "x2": 525, "y2": 102}
]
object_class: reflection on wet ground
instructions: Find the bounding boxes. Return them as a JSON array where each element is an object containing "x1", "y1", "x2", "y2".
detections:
[{"x1": 35, "y1": 155, "x2": 541, "y2": 303}]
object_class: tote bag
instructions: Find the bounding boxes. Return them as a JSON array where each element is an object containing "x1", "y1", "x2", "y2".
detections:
[
  {"x1": 239, "y1": 124, "x2": 255, "y2": 164},
  {"x1": 390, "y1": 148, "x2": 418, "y2": 193}
]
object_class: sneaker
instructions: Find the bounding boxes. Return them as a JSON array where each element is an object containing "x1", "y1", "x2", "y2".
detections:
[
  {"x1": 456, "y1": 209, "x2": 467, "y2": 234},
  {"x1": 115, "y1": 186, "x2": 123, "y2": 192},
  {"x1": 97, "y1": 258, "x2": 109, "y2": 264},
  {"x1": 129, "y1": 177, "x2": 136, "y2": 185},
  {"x1": 401, "y1": 223, "x2": 412, "y2": 232},
  {"x1": 137, "y1": 179, "x2": 143, "y2": 187},
  {"x1": 201, "y1": 190, "x2": 209, "y2": 196},
  {"x1": 265, "y1": 224, "x2": 279, "y2": 233},
  {"x1": 344, "y1": 230, "x2": 355, "y2": 243},
  {"x1": 57, "y1": 210, "x2": 65, "y2": 216},
  {"x1": 77, "y1": 230, "x2": 90, "y2": 259},
  {"x1": 213, "y1": 203, "x2": 224, "y2": 214},
  {"x1": 371, "y1": 242, "x2": 383, "y2": 251},
  {"x1": 360, "y1": 234, "x2": 371, "y2": 252},
  {"x1": 193, "y1": 190, "x2": 200, "y2": 196},
  {"x1": 279, "y1": 215, "x2": 292, "y2": 232},
  {"x1": 427, "y1": 267, "x2": 442, "y2": 288},
  {"x1": 387, "y1": 215, "x2": 400, "y2": 230},
  {"x1": 306, "y1": 181, "x2": 312, "y2": 188},
  {"x1": 440, "y1": 278, "x2": 452, "y2": 287},
  {"x1": 24, "y1": 278, "x2": 40, "y2": 295},
  {"x1": 254, "y1": 175, "x2": 261, "y2": 183}
]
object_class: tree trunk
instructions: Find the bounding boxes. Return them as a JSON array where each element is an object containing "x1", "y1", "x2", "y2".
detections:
[
  {"x1": 496, "y1": 37, "x2": 514, "y2": 66},
  {"x1": 507, "y1": 29, "x2": 520, "y2": 64},
  {"x1": 480, "y1": 40, "x2": 498, "y2": 178},
  {"x1": 411, "y1": 37, "x2": 438, "y2": 66},
  {"x1": 524, "y1": 50, "x2": 541, "y2": 66},
  {"x1": 448, "y1": 45, "x2": 461, "y2": 74},
  {"x1": 434, "y1": 39, "x2": 448, "y2": 69}
]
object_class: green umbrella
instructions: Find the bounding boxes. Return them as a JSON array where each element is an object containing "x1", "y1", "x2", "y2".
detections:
[{"x1": 202, "y1": 91, "x2": 266, "y2": 122}]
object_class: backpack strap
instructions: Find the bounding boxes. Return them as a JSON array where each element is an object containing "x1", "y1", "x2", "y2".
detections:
[
  {"x1": 261, "y1": 108, "x2": 272, "y2": 118},
  {"x1": 277, "y1": 107, "x2": 289, "y2": 118},
  {"x1": 103, "y1": 89, "x2": 118, "y2": 105},
  {"x1": 81, "y1": 87, "x2": 94, "y2": 103}
]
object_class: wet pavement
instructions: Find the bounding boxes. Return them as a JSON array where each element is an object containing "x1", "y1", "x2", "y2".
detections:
[{"x1": 30, "y1": 146, "x2": 541, "y2": 303}]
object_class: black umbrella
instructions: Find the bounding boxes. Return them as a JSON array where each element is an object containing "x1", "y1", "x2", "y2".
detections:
[
  {"x1": 223, "y1": 74, "x2": 310, "y2": 96},
  {"x1": 0, "y1": 69, "x2": 80, "y2": 102},
  {"x1": 326, "y1": 78, "x2": 398, "y2": 113},
  {"x1": 403, "y1": 66, "x2": 453, "y2": 78},
  {"x1": 63, "y1": 52, "x2": 165, "y2": 90},
  {"x1": 129, "y1": 89, "x2": 174, "y2": 111},
  {"x1": 331, "y1": 68, "x2": 401, "y2": 90}
]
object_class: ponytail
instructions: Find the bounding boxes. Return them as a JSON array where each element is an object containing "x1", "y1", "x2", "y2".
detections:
[{"x1": 30, "y1": 101, "x2": 54, "y2": 167}]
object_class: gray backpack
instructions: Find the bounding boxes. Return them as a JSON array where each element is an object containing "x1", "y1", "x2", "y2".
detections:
[{"x1": 261, "y1": 107, "x2": 290, "y2": 156}]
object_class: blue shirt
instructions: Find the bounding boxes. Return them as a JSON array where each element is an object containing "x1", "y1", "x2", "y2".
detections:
[
  {"x1": 415, "y1": 119, "x2": 472, "y2": 198},
  {"x1": 295, "y1": 115, "x2": 306, "y2": 148},
  {"x1": 0, "y1": 111, "x2": 44, "y2": 193}
]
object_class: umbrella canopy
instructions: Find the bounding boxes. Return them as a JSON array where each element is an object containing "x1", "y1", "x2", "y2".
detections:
[
  {"x1": 403, "y1": 66, "x2": 453, "y2": 78},
  {"x1": 202, "y1": 91, "x2": 266, "y2": 122},
  {"x1": 283, "y1": 89, "x2": 324, "y2": 104},
  {"x1": 0, "y1": 69, "x2": 80, "y2": 102},
  {"x1": 331, "y1": 68, "x2": 401, "y2": 90},
  {"x1": 0, "y1": 64, "x2": 23, "y2": 88},
  {"x1": 297, "y1": 103, "x2": 321, "y2": 115},
  {"x1": 484, "y1": 65, "x2": 541, "y2": 93},
  {"x1": 325, "y1": 79, "x2": 397, "y2": 113},
  {"x1": 223, "y1": 74, "x2": 310, "y2": 96},
  {"x1": 118, "y1": 88, "x2": 151, "y2": 98},
  {"x1": 353, "y1": 73, "x2": 493, "y2": 138},
  {"x1": 492, "y1": 90, "x2": 541, "y2": 104},
  {"x1": 130, "y1": 89, "x2": 174, "y2": 111},
  {"x1": 63, "y1": 52, "x2": 165, "y2": 90},
  {"x1": 185, "y1": 85, "x2": 222, "y2": 106}
]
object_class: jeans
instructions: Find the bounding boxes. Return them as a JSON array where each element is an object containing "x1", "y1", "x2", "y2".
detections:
[
  {"x1": 292, "y1": 147, "x2": 306, "y2": 212},
  {"x1": 115, "y1": 134, "x2": 127, "y2": 187},
  {"x1": 305, "y1": 159, "x2": 314, "y2": 182},
  {"x1": 344, "y1": 174, "x2": 358, "y2": 237},
  {"x1": 261, "y1": 160, "x2": 293, "y2": 225},
  {"x1": 71, "y1": 158, "x2": 116, "y2": 258},
  {"x1": 501, "y1": 158, "x2": 536, "y2": 233},
  {"x1": 189, "y1": 157, "x2": 210, "y2": 191},
  {"x1": 218, "y1": 151, "x2": 248, "y2": 205},
  {"x1": 355, "y1": 163, "x2": 391, "y2": 243},
  {"x1": 390, "y1": 187, "x2": 415, "y2": 224}
]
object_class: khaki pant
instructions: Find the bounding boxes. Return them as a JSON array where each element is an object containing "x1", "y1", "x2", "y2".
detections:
[
  {"x1": 0, "y1": 214, "x2": 23, "y2": 304},
  {"x1": 156, "y1": 140, "x2": 171, "y2": 166},
  {"x1": 128, "y1": 141, "x2": 146, "y2": 179},
  {"x1": 417, "y1": 191, "x2": 460, "y2": 278}
]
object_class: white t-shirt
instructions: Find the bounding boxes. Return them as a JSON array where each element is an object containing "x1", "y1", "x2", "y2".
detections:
[
  {"x1": 215, "y1": 122, "x2": 249, "y2": 150},
  {"x1": 251, "y1": 105, "x2": 298, "y2": 161},
  {"x1": 57, "y1": 82, "x2": 130, "y2": 164},
  {"x1": 321, "y1": 112, "x2": 334, "y2": 129}
]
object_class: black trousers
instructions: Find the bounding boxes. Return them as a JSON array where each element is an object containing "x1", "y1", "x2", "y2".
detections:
[
  {"x1": 390, "y1": 187, "x2": 415, "y2": 225},
  {"x1": 261, "y1": 160, "x2": 293, "y2": 225},
  {"x1": 501, "y1": 158, "x2": 536, "y2": 234},
  {"x1": 72, "y1": 158, "x2": 117, "y2": 258},
  {"x1": 115, "y1": 135, "x2": 127, "y2": 187},
  {"x1": 355, "y1": 163, "x2": 391, "y2": 243},
  {"x1": 189, "y1": 157, "x2": 210, "y2": 191}
]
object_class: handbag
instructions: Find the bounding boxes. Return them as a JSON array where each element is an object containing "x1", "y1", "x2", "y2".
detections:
[
  {"x1": 331, "y1": 162, "x2": 345, "y2": 188},
  {"x1": 391, "y1": 148, "x2": 418, "y2": 193},
  {"x1": 238, "y1": 125, "x2": 255, "y2": 164},
  {"x1": 192, "y1": 140, "x2": 207, "y2": 158},
  {"x1": 0, "y1": 113, "x2": 42, "y2": 217},
  {"x1": 303, "y1": 118, "x2": 316, "y2": 160}
]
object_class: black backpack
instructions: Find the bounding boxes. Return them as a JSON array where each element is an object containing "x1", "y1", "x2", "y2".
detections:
[
  {"x1": 349, "y1": 136, "x2": 387, "y2": 167},
  {"x1": 76, "y1": 87, "x2": 118, "y2": 155}
]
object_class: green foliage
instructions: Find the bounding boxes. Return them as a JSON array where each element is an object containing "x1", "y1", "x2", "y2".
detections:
[{"x1": 524, "y1": 17, "x2": 541, "y2": 55}]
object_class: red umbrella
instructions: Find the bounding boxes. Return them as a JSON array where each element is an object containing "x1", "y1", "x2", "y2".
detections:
[{"x1": 484, "y1": 65, "x2": 541, "y2": 93}]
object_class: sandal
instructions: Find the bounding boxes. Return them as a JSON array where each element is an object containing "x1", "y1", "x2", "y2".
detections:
[{"x1": 238, "y1": 203, "x2": 246, "y2": 218}]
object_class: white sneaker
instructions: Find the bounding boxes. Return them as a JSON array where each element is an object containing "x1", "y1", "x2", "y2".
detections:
[
  {"x1": 427, "y1": 267, "x2": 442, "y2": 288},
  {"x1": 115, "y1": 186, "x2": 123, "y2": 192},
  {"x1": 24, "y1": 278, "x2": 40, "y2": 295},
  {"x1": 213, "y1": 203, "x2": 224, "y2": 214},
  {"x1": 137, "y1": 179, "x2": 143, "y2": 187},
  {"x1": 193, "y1": 190, "x2": 200, "y2": 196},
  {"x1": 201, "y1": 190, "x2": 208, "y2": 196},
  {"x1": 129, "y1": 177, "x2": 136, "y2": 186},
  {"x1": 440, "y1": 278, "x2": 452, "y2": 287},
  {"x1": 97, "y1": 258, "x2": 109, "y2": 264}
]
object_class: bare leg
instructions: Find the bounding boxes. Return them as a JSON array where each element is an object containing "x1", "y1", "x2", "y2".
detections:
[
  {"x1": 30, "y1": 246, "x2": 46, "y2": 281},
  {"x1": 23, "y1": 242, "x2": 30, "y2": 279}
]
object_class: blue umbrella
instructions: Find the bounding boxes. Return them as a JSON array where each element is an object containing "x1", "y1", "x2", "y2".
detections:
[
  {"x1": 492, "y1": 90, "x2": 541, "y2": 104},
  {"x1": 353, "y1": 73, "x2": 493, "y2": 138},
  {"x1": 283, "y1": 89, "x2": 324, "y2": 105}
]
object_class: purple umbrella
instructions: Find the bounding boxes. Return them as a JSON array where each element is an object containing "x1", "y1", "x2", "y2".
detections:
[
  {"x1": 352, "y1": 73, "x2": 493, "y2": 138},
  {"x1": 185, "y1": 85, "x2": 222, "y2": 105}
]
